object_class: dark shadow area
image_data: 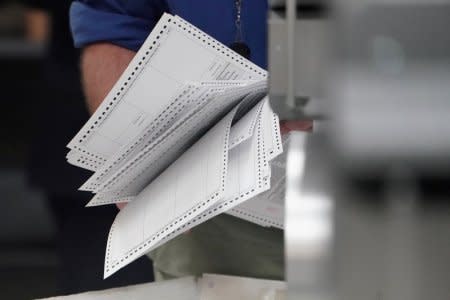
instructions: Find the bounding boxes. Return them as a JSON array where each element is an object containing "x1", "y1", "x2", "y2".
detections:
[{"x1": 0, "y1": 2, "x2": 154, "y2": 299}]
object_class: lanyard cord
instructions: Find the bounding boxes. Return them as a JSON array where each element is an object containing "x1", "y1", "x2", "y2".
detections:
[
  {"x1": 230, "y1": 0, "x2": 251, "y2": 59},
  {"x1": 235, "y1": 0, "x2": 243, "y2": 42}
]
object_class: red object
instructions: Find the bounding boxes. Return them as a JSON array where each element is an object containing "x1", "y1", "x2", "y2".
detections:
[{"x1": 280, "y1": 120, "x2": 313, "y2": 134}]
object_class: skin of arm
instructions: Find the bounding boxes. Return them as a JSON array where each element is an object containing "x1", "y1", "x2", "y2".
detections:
[
  {"x1": 81, "y1": 43, "x2": 136, "y2": 114},
  {"x1": 81, "y1": 43, "x2": 135, "y2": 209}
]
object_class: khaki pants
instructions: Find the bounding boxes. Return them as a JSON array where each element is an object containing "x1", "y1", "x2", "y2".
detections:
[{"x1": 147, "y1": 214, "x2": 284, "y2": 281}]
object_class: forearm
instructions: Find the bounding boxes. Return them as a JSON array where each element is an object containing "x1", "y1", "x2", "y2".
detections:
[{"x1": 81, "y1": 43, "x2": 136, "y2": 113}]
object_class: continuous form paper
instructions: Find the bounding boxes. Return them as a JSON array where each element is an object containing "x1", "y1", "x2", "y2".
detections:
[
  {"x1": 83, "y1": 81, "x2": 266, "y2": 196},
  {"x1": 82, "y1": 83, "x2": 234, "y2": 193},
  {"x1": 67, "y1": 13, "x2": 266, "y2": 168},
  {"x1": 86, "y1": 82, "x2": 267, "y2": 207},
  {"x1": 104, "y1": 98, "x2": 277, "y2": 277},
  {"x1": 66, "y1": 151, "x2": 101, "y2": 172},
  {"x1": 226, "y1": 117, "x2": 287, "y2": 230},
  {"x1": 65, "y1": 13, "x2": 285, "y2": 278},
  {"x1": 80, "y1": 81, "x2": 261, "y2": 193},
  {"x1": 148, "y1": 99, "x2": 277, "y2": 251},
  {"x1": 104, "y1": 107, "x2": 238, "y2": 277},
  {"x1": 228, "y1": 136, "x2": 289, "y2": 229},
  {"x1": 100, "y1": 98, "x2": 283, "y2": 277}
]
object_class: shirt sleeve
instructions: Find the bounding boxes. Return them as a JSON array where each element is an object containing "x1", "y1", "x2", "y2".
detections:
[{"x1": 70, "y1": 0, "x2": 168, "y2": 51}]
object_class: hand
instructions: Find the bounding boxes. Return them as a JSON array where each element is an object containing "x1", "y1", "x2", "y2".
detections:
[
  {"x1": 116, "y1": 202, "x2": 127, "y2": 210},
  {"x1": 280, "y1": 120, "x2": 313, "y2": 134},
  {"x1": 81, "y1": 43, "x2": 136, "y2": 113}
]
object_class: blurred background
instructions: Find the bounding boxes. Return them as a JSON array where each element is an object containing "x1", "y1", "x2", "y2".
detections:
[
  {"x1": 0, "y1": 1, "x2": 62, "y2": 298},
  {"x1": 0, "y1": 1, "x2": 154, "y2": 299}
]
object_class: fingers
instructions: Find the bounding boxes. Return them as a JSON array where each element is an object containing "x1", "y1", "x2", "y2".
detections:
[
  {"x1": 116, "y1": 202, "x2": 127, "y2": 210},
  {"x1": 280, "y1": 120, "x2": 313, "y2": 134}
]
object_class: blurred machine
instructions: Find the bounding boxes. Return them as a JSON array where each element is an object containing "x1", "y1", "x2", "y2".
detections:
[{"x1": 268, "y1": 0, "x2": 450, "y2": 299}]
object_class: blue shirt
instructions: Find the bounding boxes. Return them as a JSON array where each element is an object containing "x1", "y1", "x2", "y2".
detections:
[{"x1": 70, "y1": 0, "x2": 268, "y2": 68}]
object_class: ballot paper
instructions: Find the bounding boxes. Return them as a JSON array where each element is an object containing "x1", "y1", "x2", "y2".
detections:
[
  {"x1": 66, "y1": 13, "x2": 285, "y2": 278},
  {"x1": 227, "y1": 135, "x2": 290, "y2": 229}
]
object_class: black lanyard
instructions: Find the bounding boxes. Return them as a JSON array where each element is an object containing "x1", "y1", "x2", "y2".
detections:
[{"x1": 229, "y1": 0, "x2": 251, "y2": 59}]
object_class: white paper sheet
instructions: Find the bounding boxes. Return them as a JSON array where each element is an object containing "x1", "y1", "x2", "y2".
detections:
[
  {"x1": 64, "y1": 13, "x2": 286, "y2": 277},
  {"x1": 103, "y1": 96, "x2": 279, "y2": 277},
  {"x1": 67, "y1": 13, "x2": 266, "y2": 167},
  {"x1": 103, "y1": 107, "x2": 237, "y2": 277},
  {"x1": 228, "y1": 135, "x2": 289, "y2": 229},
  {"x1": 66, "y1": 151, "x2": 102, "y2": 172},
  {"x1": 149, "y1": 101, "x2": 277, "y2": 252},
  {"x1": 86, "y1": 82, "x2": 266, "y2": 207},
  {"x1": 79, "y1": 81, "x2": 254, "y2": 192}
]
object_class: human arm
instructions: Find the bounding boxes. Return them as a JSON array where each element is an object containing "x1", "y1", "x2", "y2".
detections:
[
  {"x1": 70, "y1": 0, "x2": 168, "y2": 108},
  {"x1": 280, "y1": 120, "x2": 313, "y2": 134},
  {"x1": 81, "y1": 43, "x2": 135, "y2": 113}
]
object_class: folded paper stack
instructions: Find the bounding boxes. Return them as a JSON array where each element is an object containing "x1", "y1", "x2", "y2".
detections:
[{"x1": 67, "y1": 13, "x2": 285, "y2": 278}]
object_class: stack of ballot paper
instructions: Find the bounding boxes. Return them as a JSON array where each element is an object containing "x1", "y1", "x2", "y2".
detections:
[{"x1": 66, "y1": 13, "x2": 286, "y2": 278}]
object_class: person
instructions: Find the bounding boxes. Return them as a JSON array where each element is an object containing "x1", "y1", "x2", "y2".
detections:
[
  {"x1": 69, "y1": 0, "x2": 311, "y2": 281},
  {"x1": 23, "y1": 0, "x2": 154, "y2": 295}
]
